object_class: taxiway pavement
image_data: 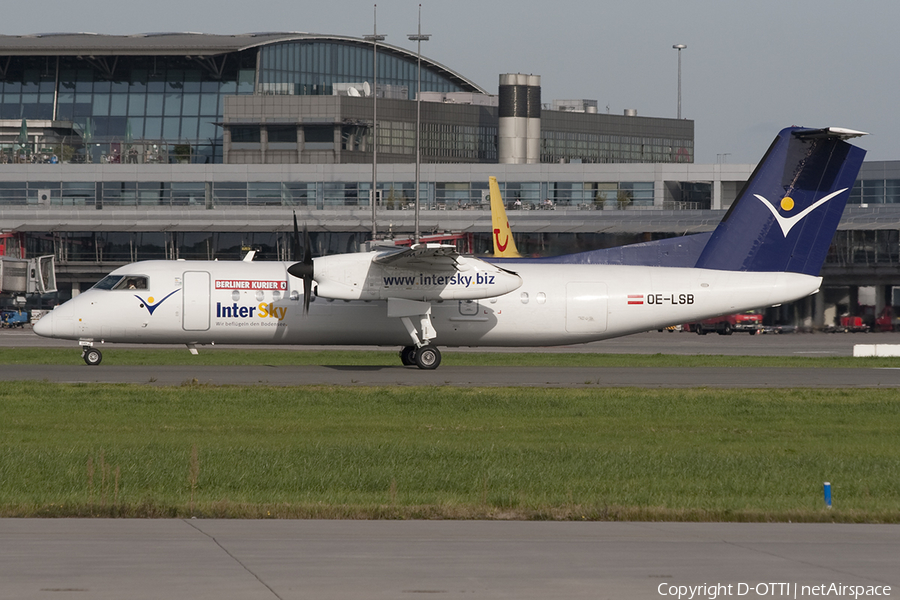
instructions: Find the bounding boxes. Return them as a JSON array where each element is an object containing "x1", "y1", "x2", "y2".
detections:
[
  {"x1": 5, "y1": 326, "x2": 900, "y2": 355},
  {"x1": 4, "y1": 363, "x2": 900, "y2": 387},
  {"x1": 2, "y1": 520, "x2": 897, "y2": 600},
  {"x1": 3, "y1": 328, "x2": 900, "y2": 387}
]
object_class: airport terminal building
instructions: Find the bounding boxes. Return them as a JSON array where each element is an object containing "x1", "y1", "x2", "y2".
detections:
[{"x1": 1, "y1": 33, "x2": 899, "y2": 328}]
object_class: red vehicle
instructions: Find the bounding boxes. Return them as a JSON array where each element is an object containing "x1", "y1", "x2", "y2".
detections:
[
  {"x1": 838, "y1": 315, "x2": 869, "y2": 333},
  {"x1": 686, "y1": 311, "x2": 763, "y2": 335},
  {"x1": 875, "y1": 307, "x2": 898, "y2": 332}
]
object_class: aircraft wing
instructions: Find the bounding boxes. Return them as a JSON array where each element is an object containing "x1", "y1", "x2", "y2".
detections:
[{"x1": 372, "y1": 244, "x2": 460, "y2": 271}]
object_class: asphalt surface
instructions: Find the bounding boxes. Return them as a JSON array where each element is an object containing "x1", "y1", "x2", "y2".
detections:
[
  {"x1": 5, "y1": 363, "x2": 900, "y2": 388},
  {"x1": 3, "y1": 327, "x2": 900, "y2": 387},
  {"x1": 6, "y1": 326, "x2": 900, "y2": 355},
  {"x1": 2, "y1": 520, "x2": 898, "y2": 600}
]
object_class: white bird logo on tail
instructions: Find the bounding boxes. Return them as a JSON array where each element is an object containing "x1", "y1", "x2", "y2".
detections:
[{"x1": 754, "y1": 188, "x2": 847, "y2": 237}]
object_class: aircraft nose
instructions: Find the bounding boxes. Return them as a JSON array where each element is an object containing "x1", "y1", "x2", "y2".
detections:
[
  {"x1": 32, "y1": 311, "x2": 53, "y2": 337},
  {"x1": 33, "y1": 305, "x2": 77, "y2": 339}
]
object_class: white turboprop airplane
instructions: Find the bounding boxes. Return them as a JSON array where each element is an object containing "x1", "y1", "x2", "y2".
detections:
[{"x1": 34, "y1": 126, "x2": 867, "y2": 369}]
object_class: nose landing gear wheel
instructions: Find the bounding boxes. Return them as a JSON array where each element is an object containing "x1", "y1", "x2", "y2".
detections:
[
  {"x1": 414, "y1": 345, "x2": 441, "y2": 370},
  {"x1": 82, "y1": 348, "x2": 102, "y2": 366},
  {"x1": 400, "y1": 345, "x2": 418, "y2": 366}
]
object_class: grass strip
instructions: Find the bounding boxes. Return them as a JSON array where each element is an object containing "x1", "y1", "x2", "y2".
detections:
[{"x1": 1, "y1": 382, "x2": 898, "y2": 521}]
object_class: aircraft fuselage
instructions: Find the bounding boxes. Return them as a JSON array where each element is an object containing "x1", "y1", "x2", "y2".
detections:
[{"x1": 38, "y1": 259, "x2": 820, "y2": 348}]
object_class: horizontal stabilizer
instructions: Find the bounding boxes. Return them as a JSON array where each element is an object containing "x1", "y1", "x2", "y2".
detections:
[{"x1": 792, "y1": 127, "x2": 868, "y2": 140}]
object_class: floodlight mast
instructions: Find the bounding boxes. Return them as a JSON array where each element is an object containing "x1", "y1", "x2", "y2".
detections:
[
  {"x1": 364, "y1": 5, "x2": 386, "y2": 240},
  {"x1": 673, "y1": 44, "x2": 686, "y2": 120},
  {"x1": 408, "y1": 4, "x2": 431, "y2": 245}
]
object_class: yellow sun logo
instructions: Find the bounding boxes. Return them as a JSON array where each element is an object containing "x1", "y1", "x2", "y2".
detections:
[{"x1": 780, "y1": 197, "x2": 794, "y2": 212}]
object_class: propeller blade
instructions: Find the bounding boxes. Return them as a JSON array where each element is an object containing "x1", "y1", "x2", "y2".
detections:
[
  {"x1": 303, "y1": 223, "x2": 312, "y2": 267},
  {"x1": 292, "y1": 212, "x2": 302, "y2": 262},
  {"x1": 286, "y1": 217, "x2": 315, "y2": 315},
  {"x1": 302, "y1": 223, "x2": 313, "y2": 314},
  {"x1": 303, "y1": 270, "x2": 312, "y2": 315}
]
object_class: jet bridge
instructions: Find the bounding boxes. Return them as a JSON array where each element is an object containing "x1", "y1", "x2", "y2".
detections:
[{"x1": 0, "y1": 256, "x2": 57, "y2": 295}]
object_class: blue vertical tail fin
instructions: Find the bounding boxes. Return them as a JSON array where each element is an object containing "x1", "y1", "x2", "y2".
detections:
[{"x1": 694, "y1": 126, "x2": 867, "y2": 275}]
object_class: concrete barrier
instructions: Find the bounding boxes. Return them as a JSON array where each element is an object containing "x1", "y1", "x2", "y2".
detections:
[{"x1": 853, "y1": 344, "x2": 900, "y2": 357}]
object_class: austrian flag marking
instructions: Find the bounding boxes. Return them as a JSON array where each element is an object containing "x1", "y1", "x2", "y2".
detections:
[{"x1": 627, "y1": 294, "x2": 644, "y2": 305}]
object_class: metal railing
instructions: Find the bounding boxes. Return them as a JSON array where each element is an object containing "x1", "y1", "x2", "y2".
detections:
[{"x1": 0, "y1": 182, "x2": 705, "y2": 211}]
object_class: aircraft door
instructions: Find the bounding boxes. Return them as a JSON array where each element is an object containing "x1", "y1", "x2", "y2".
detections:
[
  {"x1": 182, "y1": 271, "x2": 210, "y2": 331},
  {"x1": 566, "y1": 282, "x2": 608, "y2": 334},
  {"x1": 28, "y1": 255, "x2": 57, "y2": 293}
]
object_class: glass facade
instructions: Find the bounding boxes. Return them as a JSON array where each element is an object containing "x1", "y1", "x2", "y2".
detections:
[
  {"x1": 52, "y1": 230, "x2": 292, "y2": 263},
  {"x1": 8, "y1": 172, "x2": 896, "y2": 218},
  {"x1": 258, "y1": 41, "x2": 465, "y2": 98},
  {"x1": 849, "y1": 179, "x2": 900, "y2": 204},
  {"x1": 0, "y1": 57, "x2": 56, "y2": 120},
  {"x1": 1, "y1": 38, "x2": 483, "y2": 165},
  {"x1": 541, "y1": 131, "x2": 694, "y2": 164},
  {"x1": 0, "y1": 178, "x2": 669, "y2": 210},
  {"x1": 543, "y1": 182, "x2": 655, "y2": 208},
  {"x1": 422, "y1": 123, "x2": 497, "y2": 161},
  {"x1": 827, "y1": 230, "x2": 900, "y2": 267},
  {"x1": 0, "y1": 53, "x2": 257, "y2": 163}
]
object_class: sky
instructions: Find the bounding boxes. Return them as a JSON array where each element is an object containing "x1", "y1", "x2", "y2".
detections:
[{"x1": 3, "y1": 0, "x2": 898, "y2": 163}]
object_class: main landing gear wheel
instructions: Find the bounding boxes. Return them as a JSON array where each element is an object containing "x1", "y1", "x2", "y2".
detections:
[
  {"x1": 414, "y1": 345, "x2": 441, "y2": 370},
  {"x1": 400, "y1": 345, "x2": 418, "y2": 366},
  {"x1": 82, "y1": 347, "x2": 102, "y2": 366}
]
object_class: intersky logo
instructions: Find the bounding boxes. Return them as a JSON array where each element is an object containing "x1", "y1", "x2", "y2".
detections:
[
  {"x1": 134, "y1": 289, "x2": 181, "y2": 315},
  {"x1": 754, "y1": 188, "x2": 847, "y2": 237}
]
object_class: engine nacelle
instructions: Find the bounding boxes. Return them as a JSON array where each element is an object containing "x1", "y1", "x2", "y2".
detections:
[{"x1": 308, "y1": 252, "x2": 522, "y2": 301}]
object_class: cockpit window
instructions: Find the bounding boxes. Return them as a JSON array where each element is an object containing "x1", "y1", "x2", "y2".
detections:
[
  {"x1": 114, "y1": 276, "x2": 149, "y2": 290},
  {"x1": 92, "y1": 275, "x2": 149, "y2": 290},
  {"x1": 93, "y1": 275, "x2": 123, "y2": 290}
]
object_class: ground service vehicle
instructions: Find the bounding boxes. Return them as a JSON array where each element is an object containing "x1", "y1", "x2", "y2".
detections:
[{"x1": 687, "y1": 311, "x2": 763, "y2": 335}]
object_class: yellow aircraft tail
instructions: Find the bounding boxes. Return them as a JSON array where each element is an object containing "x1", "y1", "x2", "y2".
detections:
[{"x1": 489, "y1": 176, "x2": 521, "y2": 258}]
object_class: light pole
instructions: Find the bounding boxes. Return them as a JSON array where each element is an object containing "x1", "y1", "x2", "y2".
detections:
[
  {"x1": 672, "y1": 44, "x2": 686, "y2": 120},
  {"x1": 364, "y1": 5, "x2": 386, "y2": 240},
  {"x1": 408, "y1": 4, "x2": 430, "y2": 245}
]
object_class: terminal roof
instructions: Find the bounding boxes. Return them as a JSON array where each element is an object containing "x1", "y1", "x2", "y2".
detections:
[{"x1": 0, "y1": 32, "x2": 486, "y2": 93}]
